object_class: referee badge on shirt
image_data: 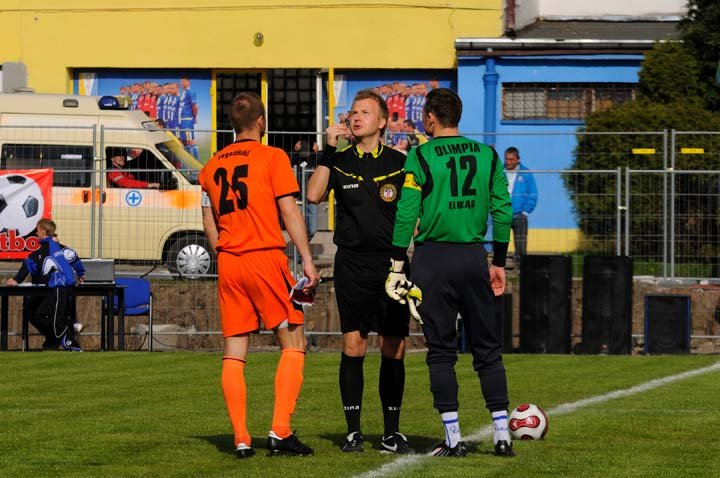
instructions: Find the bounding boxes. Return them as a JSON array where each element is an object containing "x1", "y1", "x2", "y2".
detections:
[{"x1": 380, "y1": 183, "x2": 398, "y2": 202}]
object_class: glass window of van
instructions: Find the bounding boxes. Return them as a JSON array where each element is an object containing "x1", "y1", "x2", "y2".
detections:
[
  {"x1": 1, "y1": 143, "x2": 93, "y2": 187},
  {"x1": 156, "y1": 139, "x2": 203, "y2": 185},
  {"x1": 106, "y1": 146, "x2": 182, "y2": 190}
]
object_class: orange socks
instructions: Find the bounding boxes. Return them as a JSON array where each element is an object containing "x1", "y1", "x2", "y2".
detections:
[
  {"x1": 222, "y1": 356, "x2": 250, "y2": 447},
  {"x1": 223, "y1": 349, "x2": 305, "y2": 443},
  {"x1": 271, "y1": 348, "x2": 306, "y2": 438}
]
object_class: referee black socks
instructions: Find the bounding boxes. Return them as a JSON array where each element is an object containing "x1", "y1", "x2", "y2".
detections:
[
  {"x1": 379, "y1": 355, "x2": 405, "y2": 437},
  {"x1": 340, "y1": 353, "x2": 364, "y2": 434}
]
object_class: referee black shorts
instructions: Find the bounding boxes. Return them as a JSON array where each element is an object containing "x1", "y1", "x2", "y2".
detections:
[{"x1": 334, "y1": 247, "x2": 410, "y2": 338}]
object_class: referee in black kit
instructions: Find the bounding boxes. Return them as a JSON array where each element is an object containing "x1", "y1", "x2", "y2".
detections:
[
  {"x1": 385, "y1": 88, "x2": 516, "y2": 457},
  {"x1": 307, "y1": 89, "x2": 414, "y2": 455}
]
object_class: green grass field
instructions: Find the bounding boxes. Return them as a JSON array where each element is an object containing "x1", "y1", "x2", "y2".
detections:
[{"x1": 1, "y1": 352, "x2": 718, "y2": 478}]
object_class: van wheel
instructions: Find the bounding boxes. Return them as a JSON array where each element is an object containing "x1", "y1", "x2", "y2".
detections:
[{"x1": 168, "y1": 235, "x2": 215, "y2": 279}]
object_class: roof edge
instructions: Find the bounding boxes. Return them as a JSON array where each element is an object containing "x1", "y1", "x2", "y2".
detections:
[
  {"x1": 540, "y1": 15, "x2": 682, "y2": 22},
  {"x1": 454, "y1": 38, "x2": 670, "y2": 52}
]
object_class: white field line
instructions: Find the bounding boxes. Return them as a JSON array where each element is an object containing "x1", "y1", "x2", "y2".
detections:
[{"x1": 353, "y1": 360, "x2": 720, "y2": 478}]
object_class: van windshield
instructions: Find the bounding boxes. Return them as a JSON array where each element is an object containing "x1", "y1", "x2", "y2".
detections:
[{"x1": 156, "y1": 138, "x2": 204, "y2": 184}]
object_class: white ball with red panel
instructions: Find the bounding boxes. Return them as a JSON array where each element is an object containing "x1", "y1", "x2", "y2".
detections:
[{"x1": 509, "y1": 403, "x2": 548, "y2": 440}]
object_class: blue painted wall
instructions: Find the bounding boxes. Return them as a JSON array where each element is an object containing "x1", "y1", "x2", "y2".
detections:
[{"x1": 458, "y1": 54, "x2": 643, "y2": 229}]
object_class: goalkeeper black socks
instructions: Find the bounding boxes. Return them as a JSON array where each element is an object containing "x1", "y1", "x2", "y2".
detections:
[
  {"x1": 379, "y1": 355, "x2": 405, "y2": 437},
  {"x1": 340, "y1": 353, "x2": 364, "y2": 434}
]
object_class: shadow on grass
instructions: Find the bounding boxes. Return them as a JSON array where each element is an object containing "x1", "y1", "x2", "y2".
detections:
[
  {"x1": 195, "y1": 432, "x2": 472, "y2": 457},
  {"x1": 192, "y1": 434, "x2": 246, "y2": 456},
  {"x1": 320, "y1": 432, "x2": 440, "y2": 454}
]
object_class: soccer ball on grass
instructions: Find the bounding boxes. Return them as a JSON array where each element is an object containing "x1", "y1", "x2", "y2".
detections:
[{"x1": 509, "y1": 403, "x2": 548, "y2": 440}]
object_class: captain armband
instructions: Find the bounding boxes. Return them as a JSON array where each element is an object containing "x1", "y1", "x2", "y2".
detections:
[{"x1": 403, "y1": 173, "x2": 421, "y2": 191}]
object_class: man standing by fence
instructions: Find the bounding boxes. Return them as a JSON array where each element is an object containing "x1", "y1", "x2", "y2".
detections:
[
  {"x1": 200, "y1": 91, "x2": 319, "y2": 458},
  {"x1": 503, "y1": 146, "x2": 537, "y2": 267}
]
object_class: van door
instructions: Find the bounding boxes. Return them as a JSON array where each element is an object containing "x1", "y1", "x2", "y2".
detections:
[
  {"x1": 98, "y1": 145, "x2": 209, "y2": 276},
  {"x1": 99, "y1": 146, "x2": 173, "y2": 262}
]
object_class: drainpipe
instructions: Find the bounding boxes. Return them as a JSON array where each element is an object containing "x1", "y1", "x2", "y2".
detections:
[{"x1": 483, "y1": 57, "x2": 499, "y2": 146}]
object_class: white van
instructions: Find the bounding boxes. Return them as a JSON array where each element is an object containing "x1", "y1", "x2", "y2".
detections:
[{"x1": 0, "y1": 93, "x2": 213, "y2": 277}]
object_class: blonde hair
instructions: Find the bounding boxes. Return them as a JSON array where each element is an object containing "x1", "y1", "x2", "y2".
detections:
[{"x1": 36, "y1": 219, "x2": 56, "y2": 236}]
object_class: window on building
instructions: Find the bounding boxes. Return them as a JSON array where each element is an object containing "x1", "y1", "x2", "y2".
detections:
[
  {"x1": 502, "y1": 83, "x2": 638, "y2": 120},
  {"x1": 267, "y1": 69, "x2": 317, "y2": 149},
  {"x1": 215, "y1": 73, "x2": 263, "y2": 151},
  {"x1": 214, "y1": 69, "x2": 318, "y2": 151}
]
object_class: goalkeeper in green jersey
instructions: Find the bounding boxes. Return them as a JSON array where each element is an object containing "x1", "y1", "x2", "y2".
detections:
[{"x1": 385, "y1": 88, "x2": 516, "y2": 458}]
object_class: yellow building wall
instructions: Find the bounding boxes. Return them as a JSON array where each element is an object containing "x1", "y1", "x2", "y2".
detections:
[
  {"x1": 514, "y1": 229, "x2": 584, "y2": 254},
  {"x1": 0, "y1": 0, "x2": 503, "y2": 93}
]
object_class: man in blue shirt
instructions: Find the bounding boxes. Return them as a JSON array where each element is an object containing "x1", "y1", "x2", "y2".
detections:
[
  {"x1": 129, "y1": 83, "x2": 142, "y2": 111},
  {"x1": 504, "y1": 147, "x2": 538, "y2": 267},
  {"x1": 156, "y1": 84, "x2": 167, "y2": 126},
  {"x1": 164, "y1": 83, "x2": 180, "y2": 132},
  {"x1": 178, "y1": 76, "x2": 199, "y2": 159}
]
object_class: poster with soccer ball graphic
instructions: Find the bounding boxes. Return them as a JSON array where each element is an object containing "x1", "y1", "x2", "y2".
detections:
[{"x1": 0, "y1": 169, "x2": 53, "y2": 259}]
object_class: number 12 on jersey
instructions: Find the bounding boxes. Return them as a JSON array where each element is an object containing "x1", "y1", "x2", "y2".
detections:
[{"x1": 446, "y1": 155, "x2": 477, "y2": 197}]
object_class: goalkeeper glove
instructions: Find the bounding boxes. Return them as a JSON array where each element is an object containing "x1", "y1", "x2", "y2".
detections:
[
  {"x1": 406, "y1": 285, "x2": 423, "y2": 324},
  {"x1": 385, "y1": 259, "x2": 413, "y2": 304}
]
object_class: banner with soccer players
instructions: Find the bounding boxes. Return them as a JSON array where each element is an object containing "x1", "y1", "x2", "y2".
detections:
[
  {"x1": 0, "y1": 169, "x2": 53, "y2": 259},
  {"x1": 332, "y1": 70, "x2": 456, "y2": 153},
  {"x1": 74, "y1": 69, "x2": 212, "y2": 163}
]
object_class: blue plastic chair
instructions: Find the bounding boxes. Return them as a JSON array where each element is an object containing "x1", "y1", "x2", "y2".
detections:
[{"x1": 114, "y1": 278, "x2": 153, "y2": 351}]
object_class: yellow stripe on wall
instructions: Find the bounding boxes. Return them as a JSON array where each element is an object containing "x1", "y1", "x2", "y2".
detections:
[
  {"x1": 327, "y1": 68, "x2": 335, "y2": 231},
  {"x1": 210, "y1": 70, "x2": 217, "y2": 155},
  {"x1": 510, "y1": 228, "x2": 584, "y2": 254},
  {"x1": 680, "y1": 148, "x2": 704, "y2": 154}
]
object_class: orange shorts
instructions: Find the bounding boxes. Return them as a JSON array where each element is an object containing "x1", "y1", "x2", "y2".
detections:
[{"x1": 217, "y1": 249, "x2": 304, "y2": 336}]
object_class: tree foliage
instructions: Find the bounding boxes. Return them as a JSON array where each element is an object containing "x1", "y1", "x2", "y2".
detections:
[
  {"x1": 679, "y1": 0, "x2": 720, "y2": 111},
  {"x1": 566, "y1": 40, "x2": 720, "y2": 260},
  {"x1": 637, "y1": 42, "x2": 701, "y2": 105}
]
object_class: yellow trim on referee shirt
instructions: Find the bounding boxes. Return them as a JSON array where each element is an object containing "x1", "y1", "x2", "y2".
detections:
[
  {"x1": 354, "y1": 143, "x2": 383, "y2": 159},
  {"x1": 373, "y1": 169, "x2": 404, "y2": 182},
  {"x1": 334, "y1": 166, "x2": 363, "y2": 181}
]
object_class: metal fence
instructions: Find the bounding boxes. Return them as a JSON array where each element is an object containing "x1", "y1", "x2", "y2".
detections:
[{"x1": 1, "y1": 126, "x2": 718, "y2": 349}]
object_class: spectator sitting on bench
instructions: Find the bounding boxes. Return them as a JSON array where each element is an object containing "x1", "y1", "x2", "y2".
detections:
[{"x1": 5, "y1": 219, "x2": 85, "y2": 351}]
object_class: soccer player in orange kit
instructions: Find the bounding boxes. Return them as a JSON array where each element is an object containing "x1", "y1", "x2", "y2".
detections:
[{"x1": 199, "y1": 91, "x2": 320, "y2": 458}]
